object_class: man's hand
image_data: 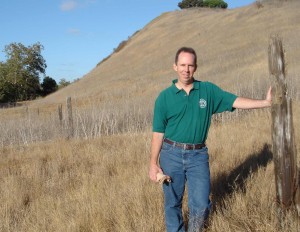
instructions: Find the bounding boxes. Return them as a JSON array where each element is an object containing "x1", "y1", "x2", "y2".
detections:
[
  {"x1": 149, "y1": 163, "x2": 163, "y2": 182},
  {"x1": 266, "y1": 86, "x2": 272, "y2": 105}
]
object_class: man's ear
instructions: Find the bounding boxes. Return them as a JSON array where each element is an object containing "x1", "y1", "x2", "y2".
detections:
[{"x1": 173, "y1": 63, "x2": 177, "y2": 72}]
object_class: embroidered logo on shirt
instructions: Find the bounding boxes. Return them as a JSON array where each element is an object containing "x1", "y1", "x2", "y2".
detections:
[{"x1": 199, "y1": 99, "x2": 207, "y2": 108}]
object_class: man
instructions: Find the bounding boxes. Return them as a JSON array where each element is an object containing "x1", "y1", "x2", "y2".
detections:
[{"x1": 149, "y1": 47, "x2": 272, "y2": 232}]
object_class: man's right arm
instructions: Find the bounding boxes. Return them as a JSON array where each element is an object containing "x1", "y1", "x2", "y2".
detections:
[
  {"x1": 149, "y1": 132, "x2": 164, "y2": 182},
  {"x1": 233, "y1": 87, "x2": 272, "y2": 109}
]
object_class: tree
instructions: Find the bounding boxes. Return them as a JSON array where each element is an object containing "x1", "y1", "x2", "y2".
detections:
[
  {"x1": 0, "y1": 62, "x2": 15, "y2": 103},
  {"x1": 178, "y1": 0, "x2": 204, "y2": 9},
  {"x1": 58, "y1": 78, "x2": 71, "y2": 89},
  {"x1": 203, "y1": 0, "x2": 228, "y2": 8},
  {"x1": 178, "y1": 0, "x2": 228, "y2": 9},
  {"x1": 41, "y1": 76, "x2": 58, "y2": 96},
  {"x1": 0, "y1": 42, "x2": 46, "y2": 102}
]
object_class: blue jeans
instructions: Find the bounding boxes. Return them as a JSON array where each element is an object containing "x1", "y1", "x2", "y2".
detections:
[{"x1": 159, "y1": 142, "x2": 211, "y2": 232}]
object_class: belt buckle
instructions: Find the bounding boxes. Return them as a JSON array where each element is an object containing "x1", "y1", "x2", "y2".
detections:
[{"x1": 183, "y1": 144, "x2": 187, "y2": 150}]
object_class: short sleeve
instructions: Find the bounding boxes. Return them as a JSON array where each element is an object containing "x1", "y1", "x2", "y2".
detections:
[
  {"x1": 210, "y1": 84, "x2": 238, "y2": 114},
  {"x1": 152, "y1": 94, "x2": 167, "y2": 133}
]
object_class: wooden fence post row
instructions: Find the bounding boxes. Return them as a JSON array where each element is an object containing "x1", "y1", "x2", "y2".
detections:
[
  {"x1": 56, "y1": 98, "x2": 74, "y2": 139},
  {"x1": 268, "y1": 35, "x2": 299, "y2": 218}
]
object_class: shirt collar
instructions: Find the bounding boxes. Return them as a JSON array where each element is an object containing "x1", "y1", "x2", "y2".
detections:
[{"x1": 171, "y1": 79, "x2": 200, "y2": 94}]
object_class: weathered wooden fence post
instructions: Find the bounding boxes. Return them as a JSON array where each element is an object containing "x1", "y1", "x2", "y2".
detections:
[
  {"x1": 57, "y1": 104, "x2": 63, "y2": 125},
  {"x1": 66, "y1": 97, "x2": 74, "y2": 139},
  {"x1": 268, "y1": 35, "x2": 299, "y2": 219}
]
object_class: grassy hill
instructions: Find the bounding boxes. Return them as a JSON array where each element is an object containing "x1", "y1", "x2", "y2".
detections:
[{"x1": 33, "y1": 0, "x2": 300, "y2": 107}]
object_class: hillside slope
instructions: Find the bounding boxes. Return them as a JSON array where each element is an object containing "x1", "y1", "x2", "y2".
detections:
[{"x1": 35, "y1": 1, "x2": 300, "y2": 107}]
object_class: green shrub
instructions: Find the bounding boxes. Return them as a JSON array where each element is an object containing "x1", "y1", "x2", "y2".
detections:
[
  {"x1": 178, "y1": 0, "x2": 228, "y2": 9},
  {"x1": 178, "y1": 0, "x2": 204, "y2": 9},
  {"x1": 203, "y1": 0, "x2": 228, "y2": 8}
]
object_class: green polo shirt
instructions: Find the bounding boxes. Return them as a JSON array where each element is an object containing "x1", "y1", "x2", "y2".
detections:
[{"x1": 153, "y1": 79, "x2": 237, "y2": 144}]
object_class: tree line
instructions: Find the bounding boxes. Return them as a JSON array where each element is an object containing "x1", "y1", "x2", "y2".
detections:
[{"x1": 0, "y1": 42, "x2": 71, "y2": 104}]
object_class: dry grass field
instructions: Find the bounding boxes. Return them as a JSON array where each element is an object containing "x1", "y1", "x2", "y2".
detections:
[
  {"x1": 0, "y1": 108, "x2": 299, "y2": 231},
  {"x1": 0, "y1": 1, "x2": 300, "y2": 231}
]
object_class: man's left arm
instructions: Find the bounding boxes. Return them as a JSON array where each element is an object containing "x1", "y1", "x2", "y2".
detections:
[{"x1": 233, "y1": 87, "x2": 272, "y2": 109}]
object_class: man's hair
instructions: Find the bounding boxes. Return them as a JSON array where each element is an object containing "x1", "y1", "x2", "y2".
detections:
[{"x1": 175, "y1": 47, "x2": 197, "y2": 65}]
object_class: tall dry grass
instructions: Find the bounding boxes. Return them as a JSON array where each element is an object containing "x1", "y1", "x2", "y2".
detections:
[
  {"x1": 0, "y1": 105, "x2": 299, "y2": 231},
  {"x1": 0, "y1": 99, "x2": 153, "y2": 147},
  {"x1": 0, "y1": 133, "x2": 163, "y2": 232}
]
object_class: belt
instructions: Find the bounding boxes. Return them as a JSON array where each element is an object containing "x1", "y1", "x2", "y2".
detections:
[{"x1": 163, "y1": 138, "x2": 205, "y2": 150}]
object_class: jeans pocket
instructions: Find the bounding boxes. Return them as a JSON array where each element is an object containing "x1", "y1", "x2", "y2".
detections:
[
  {"x1": 197, "y1": 146, "x2": 208, "y2": 155},
  {"x1": 161, "y1": 142, "x2": 173, "y2": 152}
]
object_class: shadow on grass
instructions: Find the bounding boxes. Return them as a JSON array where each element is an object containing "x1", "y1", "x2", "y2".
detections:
[
  {"x1": 210, "y1": 143, "x2": 273, "y2": 210},
  {"x1": 182, "y1": 144, "x2": 273, "y2": 230}
]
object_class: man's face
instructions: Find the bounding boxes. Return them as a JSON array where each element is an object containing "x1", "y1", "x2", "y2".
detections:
[{"x1": 173, "y1": 52, "x2": 197, "y2": 86}]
